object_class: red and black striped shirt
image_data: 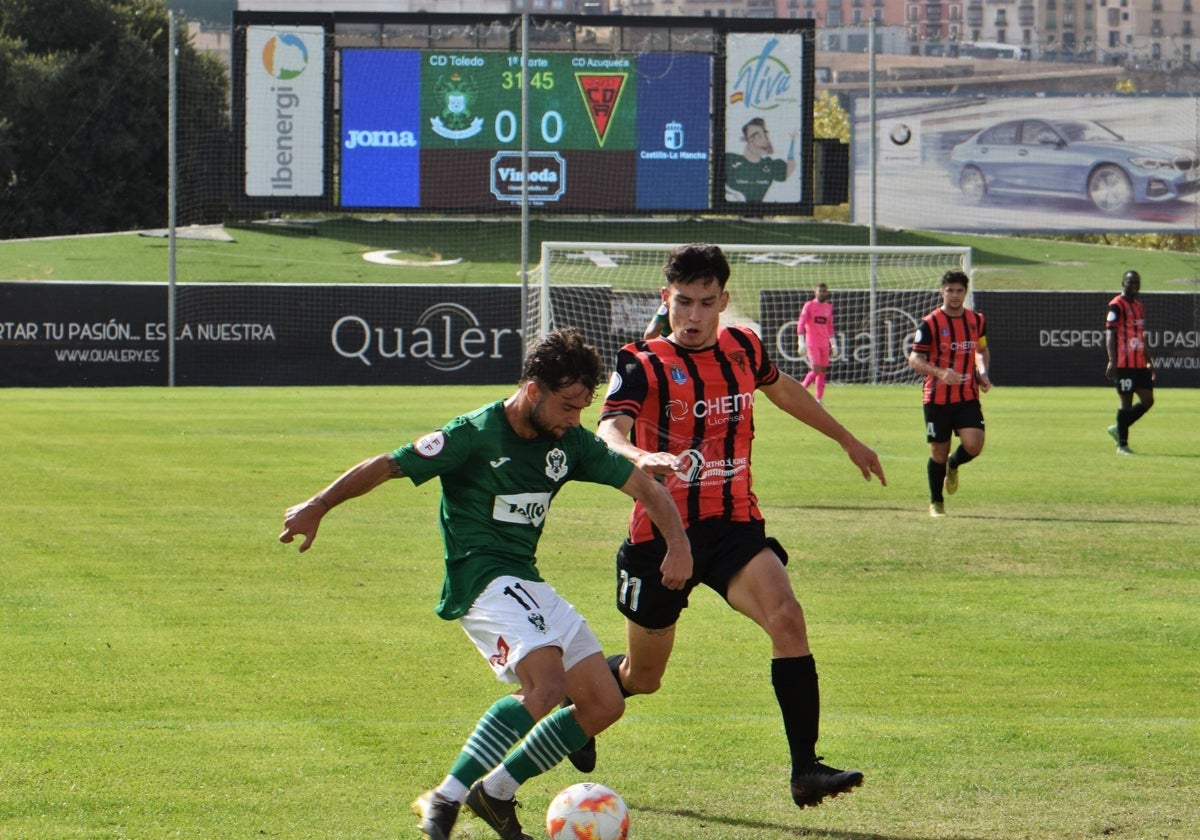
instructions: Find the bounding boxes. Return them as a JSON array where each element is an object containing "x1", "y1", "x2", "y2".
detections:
[
  {"x1": 912, "y1": 308, "x2": 987, "y2": 405},
  {"x1": 1106, "y1": 294, "x2": 1148, "y2": 369},
  {"x1": 600, "y1": 326, "x2": 779, "y2": 543}
]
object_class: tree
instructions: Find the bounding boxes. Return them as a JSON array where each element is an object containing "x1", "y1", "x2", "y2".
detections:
[
  {"x1": 0, "y1": 0, "x2": 228, "y2": 239},
  {"x1": 814, "y1": 90, "x2": 850, "y2": 143}
]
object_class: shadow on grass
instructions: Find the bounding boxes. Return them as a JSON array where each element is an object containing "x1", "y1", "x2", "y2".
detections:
[
  {"x1": 784, "y1": 503, "x2": 1190, "y2": 527},
  {"x1": 225, "y1": 217, "x2": 947, "y2": 264},
  {"x1": 630, "y1": 804, "x2": 985, "y2": 840}
]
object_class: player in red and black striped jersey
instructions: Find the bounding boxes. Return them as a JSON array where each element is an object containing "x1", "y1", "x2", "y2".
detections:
[
  {"x1": 907, "y1": 270, "x2": 992, "y2": 518},
  {"x1": 1105, "y1": 270, "x2": 1154, "y2": 455},
  {"x1": 585, "y1": 243, "x2": 886, "y2": 812}
]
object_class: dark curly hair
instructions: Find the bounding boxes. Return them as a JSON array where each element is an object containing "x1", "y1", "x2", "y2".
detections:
[
  {"x1": 663, "y1": 243, "x2": 731, "y2": 290},
  {"x1": 521, "y1": 327, "x2": 604, "y2": 394},
  {"x1": 941, "y1": 269, "x2": 970, "y2": 288}
]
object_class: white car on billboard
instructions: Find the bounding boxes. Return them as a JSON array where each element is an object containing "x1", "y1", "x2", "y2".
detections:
[{"x1": 949, "y1": 117, "x2": 1200, "y2": 214}]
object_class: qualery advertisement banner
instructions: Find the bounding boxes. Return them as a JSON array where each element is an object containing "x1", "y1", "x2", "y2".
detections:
[{"x1": 7, "y1": 284, "x2": 1192, "y2": 388}]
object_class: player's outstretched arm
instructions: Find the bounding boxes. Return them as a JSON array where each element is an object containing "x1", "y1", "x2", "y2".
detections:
[
  {"x1": 279, "y1": 453, "x2": 402, "y2": 553},
  {"x1": 620, "y1": 467, "x2": 693, "y2": 589},
  {"x1": 597, "y1": 414, "x2": 680, "y2": 477},
  {"x1": 760, "y1": 373, "x2": 887, "y2": 486}
]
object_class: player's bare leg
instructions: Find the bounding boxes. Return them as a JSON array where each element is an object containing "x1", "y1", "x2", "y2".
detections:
[
  {"x1": 619, "y1": 622, "x2": 676, "y2": 696},
  {"x1": 566, "y1": 622, "x2": 674, "y2": 772}
]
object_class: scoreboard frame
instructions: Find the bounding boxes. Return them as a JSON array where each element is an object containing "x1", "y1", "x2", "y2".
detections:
[{"x1": 231, "y1": 11, "x2": 815, "y2": 217}]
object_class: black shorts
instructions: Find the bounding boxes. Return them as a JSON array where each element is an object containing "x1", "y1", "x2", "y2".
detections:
[
  {"x1": 1114, "y1": 367, "x2": 1154, "y2": 395},
  {"x1": 615, "y1": 519, "x2": 788, "y2": 630},
  {"x1": 923, "y1": 400, "x2": 985, "y2": 444}
]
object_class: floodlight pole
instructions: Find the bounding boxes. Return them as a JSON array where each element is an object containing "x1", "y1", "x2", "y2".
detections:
[{"x1": 168, "y1": 10, "x2": 178, "y2": 388}]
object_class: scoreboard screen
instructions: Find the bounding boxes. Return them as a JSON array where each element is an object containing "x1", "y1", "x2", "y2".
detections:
[
  {"x1": 236, "y1": 14, "x2": 814, "y2": 216},
  {"x1": 339, "y1": 50, "x2": 713, "y2": 211}
]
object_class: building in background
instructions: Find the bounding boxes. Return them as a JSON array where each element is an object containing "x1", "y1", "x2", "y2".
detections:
[
  {"x1": 224, "y1": 0, "x2": 1199, "y2": 66},
  {"x1": 906, "y1": 0, "x2": 1198, "y2": 64}
]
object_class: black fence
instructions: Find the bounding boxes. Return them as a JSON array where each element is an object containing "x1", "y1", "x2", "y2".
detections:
[{"x1": 2, "y1": 282, "x2": 1196, "y2": 387}]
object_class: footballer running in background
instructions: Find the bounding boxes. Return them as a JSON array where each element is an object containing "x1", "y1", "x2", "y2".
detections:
[
  {"x1": 907, "y1": 269, "x2": 991, "y2": 518},
  {"x1": 1105, "y1": 269, "x2": 1154, "y2": 455}
]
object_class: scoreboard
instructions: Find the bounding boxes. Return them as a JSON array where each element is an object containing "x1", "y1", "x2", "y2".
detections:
[
  {"x1": 235, "y1": 14, "x2": 814, "y2": 216},
  {"x1": 340, "y1": 50, "x2": 712, "y2": 211}
]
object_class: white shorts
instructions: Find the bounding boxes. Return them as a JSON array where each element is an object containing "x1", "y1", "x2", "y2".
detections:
[{"x1": 460, "y1": 576, "x2": 603, "y2": 684}]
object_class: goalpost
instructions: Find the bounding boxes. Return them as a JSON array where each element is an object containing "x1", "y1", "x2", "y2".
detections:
[{"x1": 532, "y1": 242, "x2": 972, "y2": 385}]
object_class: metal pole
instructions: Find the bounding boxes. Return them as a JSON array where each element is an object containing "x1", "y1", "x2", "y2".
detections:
[
  {"x1": 520, "y1": 14, "x2": 532, "y2": 350},
  {"x1": 868, "y1": 19, "x2": 879, "y2": 384},
  {"x1": 868, "y1": 18, "x2": 877, "y2": 250},
  {"x1": 168, "y1": 10, "x2": 178, "y2": 387}
]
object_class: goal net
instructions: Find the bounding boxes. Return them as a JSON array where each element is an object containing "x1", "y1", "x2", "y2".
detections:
[{"x1": 531, "y1": 243, "x2": 972, "y2": 385}]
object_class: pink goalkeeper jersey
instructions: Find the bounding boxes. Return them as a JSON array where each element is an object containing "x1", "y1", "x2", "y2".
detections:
[{"x1": 797, "y1": 299, "x2": 835, "y2": 344}]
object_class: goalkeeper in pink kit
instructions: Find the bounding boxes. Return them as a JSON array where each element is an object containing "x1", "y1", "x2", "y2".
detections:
[{"x1": 797, "y1": 283, "x2": 837, "y2": 402}]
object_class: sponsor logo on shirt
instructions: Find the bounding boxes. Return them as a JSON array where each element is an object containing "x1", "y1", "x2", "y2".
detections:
[
  {"x1": 673, "y1": 448, "x2": 748, "y2": 483},
  {"x1": 667, "y1": 392, "x2": 754, "y2": 426},
  {"x1": 494, "y1": 492, "x2": 552, "y2": 527}
]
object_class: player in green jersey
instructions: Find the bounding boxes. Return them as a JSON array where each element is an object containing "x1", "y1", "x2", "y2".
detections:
[{"x1": 280, "y1": 328, "x2": 691, "y2": 840}]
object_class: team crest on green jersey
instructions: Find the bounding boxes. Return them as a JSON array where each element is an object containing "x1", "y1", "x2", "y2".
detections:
[{"x1": 544, "y1": 448, "x2": 567, "y2": 482}]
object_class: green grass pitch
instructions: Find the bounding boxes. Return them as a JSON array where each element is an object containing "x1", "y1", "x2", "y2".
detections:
[
  {"x1": 3, "y1": 384, "x2": 1198, "y2": 839},
  {"x1": 3, "y1": 218, "x2": 1200, "y2": 291}
]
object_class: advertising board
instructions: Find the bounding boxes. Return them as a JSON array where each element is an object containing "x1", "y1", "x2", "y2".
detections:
[
  {"x1": 244, "y1": 25, "x2": 326, "y2": 197},
  {"x1": 722, "y1": 33, "x2": 808, "y2": 207},
  {"x1": 4, "y1": 284, "x2": 1196, "y2": 388},
  {"x1": 233, "y1": 14, "x2": 815, "y2": 215},
  {"x1": 852, "y1": 94, "x2": 1200, "y2": 233}
]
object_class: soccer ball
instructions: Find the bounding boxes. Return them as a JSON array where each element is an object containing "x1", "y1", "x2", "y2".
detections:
[{"x1": 546, "y1": 782, "x2": 630, "y2": 840}]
